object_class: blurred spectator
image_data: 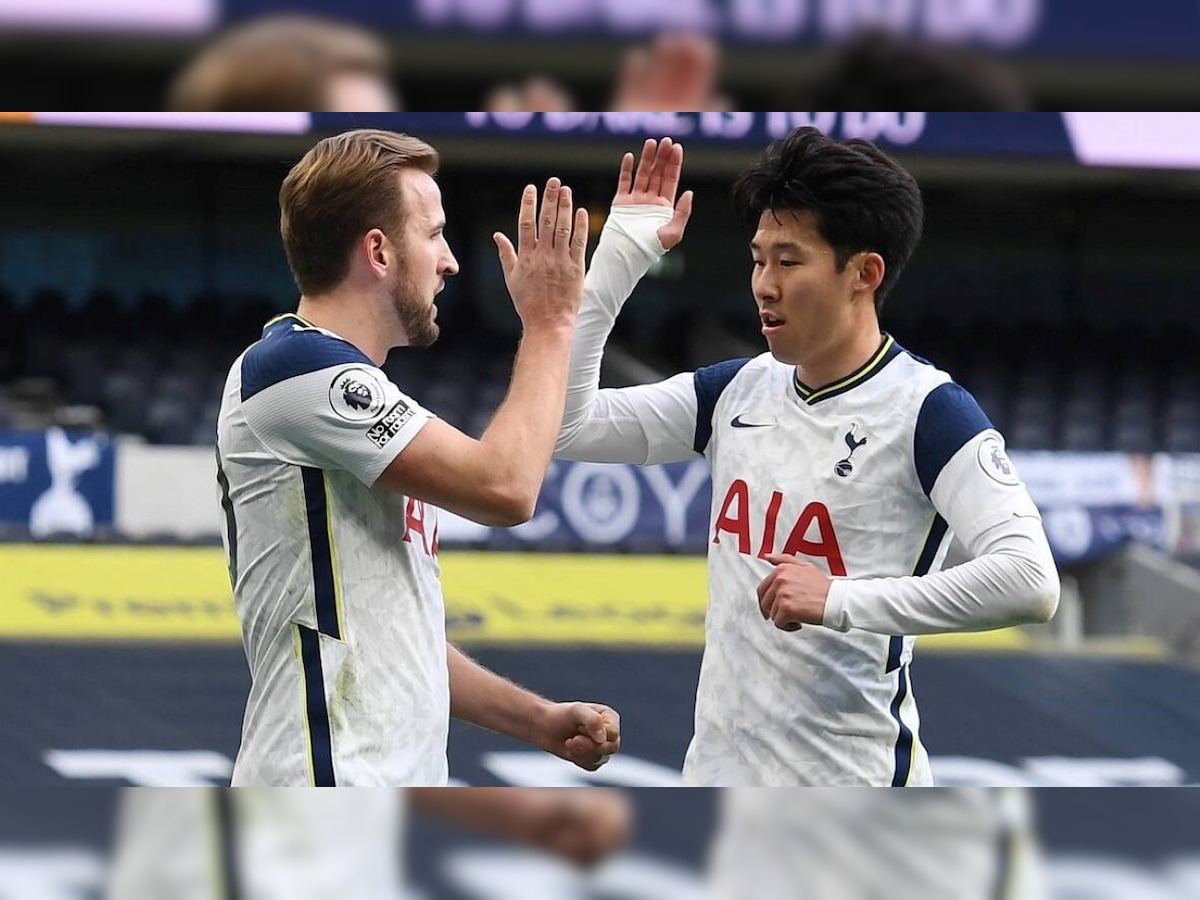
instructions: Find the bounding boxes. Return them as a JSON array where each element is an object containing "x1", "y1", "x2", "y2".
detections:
[
  {"x1": 611, "y1": 33, "x2": 732, "y2": 111},
  {"x1": 483, "y1": 32, "x2": 732, "y2": 113},
  {"x1": 173, "y1": 18, "x2": 731, "y2": 115},
  {"x1": 167, "y1": 14, "x2": 398, "y2": 112},
  {"x1": 791, "y1": 28, "x2": 1031, "y2": 111},
  {"x1": 484, "y1": 76, "x2": 576, "y2": 113}
]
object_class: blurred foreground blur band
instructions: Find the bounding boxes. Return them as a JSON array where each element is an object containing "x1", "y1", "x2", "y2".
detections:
[
  {"x1": 0, "y1": 788, "x2": 1197, "y2": 899},
  {"x1": 6, "y1": 2, "x2": 1200, "y2": 108}
]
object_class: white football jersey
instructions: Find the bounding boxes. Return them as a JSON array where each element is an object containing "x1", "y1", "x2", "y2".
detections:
[
  {"x1": 216, "y1": 313, "x2": 449, "y2": 786},
  {"x1": 708, "y1": 787, "x2": 1044, "y2": 900},
  {"x1": 688, "y1": 338, "x2": 945, "y2": 786},
  {"x1": 558, "y1": 207, "x2": 1054, "y2": 787},
  {"x1": 105, "y1": 788, "x2": 408, "y2": 900},
  {"x1": 561, "y1": 333, "x2": 1042, "y2": 786}
]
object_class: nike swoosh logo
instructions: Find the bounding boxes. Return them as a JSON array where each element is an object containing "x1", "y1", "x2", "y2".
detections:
[{"x1": 730, "y1": 415, "x2": 774, "y2": 429}]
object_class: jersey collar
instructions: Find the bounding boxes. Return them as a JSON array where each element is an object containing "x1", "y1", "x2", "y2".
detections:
[
  {"x1": 262, "y1": 311, "x2": 316, "y2": 335},
  {"x1": 793, "y1": 333, "x2": 902, "y2": 405}
]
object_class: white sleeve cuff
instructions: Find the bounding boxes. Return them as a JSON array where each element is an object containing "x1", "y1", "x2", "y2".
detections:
[{"x1": 821, "y1": 578, "x2": 853, "y2": 632}]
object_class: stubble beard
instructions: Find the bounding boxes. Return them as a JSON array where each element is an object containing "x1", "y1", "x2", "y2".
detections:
[{"x1": 391, "y1": 273, "x2": 439, "y2": 349}]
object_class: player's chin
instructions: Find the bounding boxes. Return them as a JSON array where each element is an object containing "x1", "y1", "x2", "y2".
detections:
[
  {"x1": 764, "y1": 336, "x2": 801, "y2": 366},
  {"x1": 412, "y1": 321, "x2": 440, "y2": 348}
]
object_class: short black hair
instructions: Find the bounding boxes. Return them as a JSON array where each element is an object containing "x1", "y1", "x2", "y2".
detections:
[
  {"x1": 798, "y1": 29, "x2": 1030, "y2": 112},
  {"x1": 732, "y1": 125, "x2": 924, "y2": 311}
]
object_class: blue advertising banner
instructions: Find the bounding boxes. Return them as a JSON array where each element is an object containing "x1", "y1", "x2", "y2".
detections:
[
  {"x1": 0, "y1": 428, "x2": 114, "y2": 536},
  {"x1": 1040, "y1": 504, "x2": 1167, "y2": 565},
  {"x1": 509, "y1": 459, "x2": 712, "y2": 550},
  {"x1": 312, "y1": 111, "x2": 1078, "y2": 159},
  {"x1": 436, "y1": 459, "x2": 713, "y2": 551},
  {"x1": 226, "y1": 0, "x2": 1200, "y2": 61},
  {"x1": 313, "y1": 112, "x2": 1200, "y2": 171},
  {"x1": 16, "y1": 113, "x2": 1200, "y2": 173}
]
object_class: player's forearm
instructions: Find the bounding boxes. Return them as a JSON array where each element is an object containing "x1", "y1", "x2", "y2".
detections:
[
  {"x1": 410, "y1": 787, "x2": 528, "y2": 834},
  {"x1": 823, "y1": 523, "x2": 1060, "y2": 635},
  {"x1": 412, "y1": 787, "x2": 629, "y2": 868},
  {"x1": 476, "y1": 323, "x2": 575, "y2": 521},
  {"x1": 447, "y1": 643, "x2": 548, "y2": 742},
  {"x1": 411, "y1": 787, "x2": 558, "y2": 841},
  {"x1": 557, "y1": 206, "x2": 671, "y2": 453}
]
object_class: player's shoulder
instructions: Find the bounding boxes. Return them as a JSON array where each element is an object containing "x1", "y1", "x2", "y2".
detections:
[
  {"x1": 240, "y1": 313, "x2": 375, "y2": 403},
  {"x1": 693, "y1": 353, "x2": 783, "y2": 419},
  {"x1": 691, "y1": 353, "x2": 779, "y2": 454},
  {"x1": 694, "y1": 352, "x2": 776, "y2": 395},
  {"x1": 890, "y1": 344, "x2": 956, "y2": 395},
  {"x1": 902, "y1": 351, "x2": 996, "y2": 495},
  {"x1": 896, "y1": 348, "x2": 987, "y2": 423}
]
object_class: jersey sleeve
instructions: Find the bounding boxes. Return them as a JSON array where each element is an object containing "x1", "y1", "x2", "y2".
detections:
[
  {"x1": 929, "y1": 431, "x2": 1042, "y2": 547},
  {"x1": 556, "y1": 204, "x2": 701, "y2": 464},
  {"x1": 555, "y1": 372, "x2": 700, "y2": 465},
  {"x1": 692, "y1": 357, "x2": 753, "y2": 455},
  {"x1": 915, "y1": 383, "x2": 1041, "y2": 536},
  {"x1": 242, "y1": 360, "x2": 432, "y2": 487},
  {"x1": 820, "y1": 383, "x2": 1059, "y2": 635}
]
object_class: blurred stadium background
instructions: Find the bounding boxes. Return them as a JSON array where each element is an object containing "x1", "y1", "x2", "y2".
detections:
[
  {"x1": 7, "y1": 0, "x2": 1200, "y2": 110},
  {"x1": 5, "y1": 7, "x2": 1200, "y2": 894}
]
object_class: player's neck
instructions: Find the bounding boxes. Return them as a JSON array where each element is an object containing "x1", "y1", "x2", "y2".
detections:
[
  {"x1": 794, "y1": 326, "x2": 885, "y2": 391},
  {"x1": 297, "y1": 292, "x2": 393, "y2": 366}
]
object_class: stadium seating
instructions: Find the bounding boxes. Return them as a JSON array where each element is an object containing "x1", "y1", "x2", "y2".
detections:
[{"x1": 2, "y1": 287, "x2": 1197, "y2": 451}]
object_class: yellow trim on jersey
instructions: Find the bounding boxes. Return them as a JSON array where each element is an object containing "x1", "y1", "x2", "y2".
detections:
[
  {"x1": 262, "y1": 311, "x2": 316, "y2": 330},
  {"x1": 900, "y1": 671, "x2": 922, "y2": 786},
  {"x1": 293, "y1": 624, "x2": 318, "y2": 788},
  {"x1": 262, "y1": 312, "x2": 292, "y2": 329},
  {"x1": 323, "y1": 471, "x2": 348, "y2": 641},
  {"x1": 207, "y1": 790, "x2": 228, "y2": 900},
  {"x1": 795, "y1": 333, "x2": 896, "y2": 404},
  {"x1": 996, "y1": 832, "x2": 1017, "y2": 900}
]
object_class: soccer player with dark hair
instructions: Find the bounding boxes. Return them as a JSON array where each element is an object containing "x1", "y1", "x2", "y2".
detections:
[{"x1": 558, "y1": 129, "x2": 1058, "y2": 786}]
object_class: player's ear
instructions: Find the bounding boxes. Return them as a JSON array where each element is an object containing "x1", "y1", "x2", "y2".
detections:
[
  {"x1": 363, "y1": 228, "x2": 390, "y2": 277},
  {"x1": 856, "y1": 252, "x2": 885, "y2": 295}
]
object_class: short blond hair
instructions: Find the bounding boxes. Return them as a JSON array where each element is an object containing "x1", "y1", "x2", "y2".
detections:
[
  {"x1": 280, "y1": 129, "x2": 439, "y2": 296},
  {"x1": 167, "y1": 15, "x2": 389, "y2": 112}
]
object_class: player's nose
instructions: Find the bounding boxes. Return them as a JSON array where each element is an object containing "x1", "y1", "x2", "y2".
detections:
[
  {"x1": 753, "y1": 273, "x2": 778, "y2": 303},
  {"x1": 441, "y1": 249, "x2": 460, "y2": 276},
  {"x1": 755, "y1": 282, "x2": 779, "y2": 304}
]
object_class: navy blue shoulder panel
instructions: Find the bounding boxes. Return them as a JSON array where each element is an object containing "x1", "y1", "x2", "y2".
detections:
[
  {"x1": 693, "y1": 358, "x2": 752, "y2": 454},
  {"x1": 241, "y1": 322, "x2": 374, "y2": 402},
  {"x1": 913, "y1": 381, "x2": 994, "y2": 497}
]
